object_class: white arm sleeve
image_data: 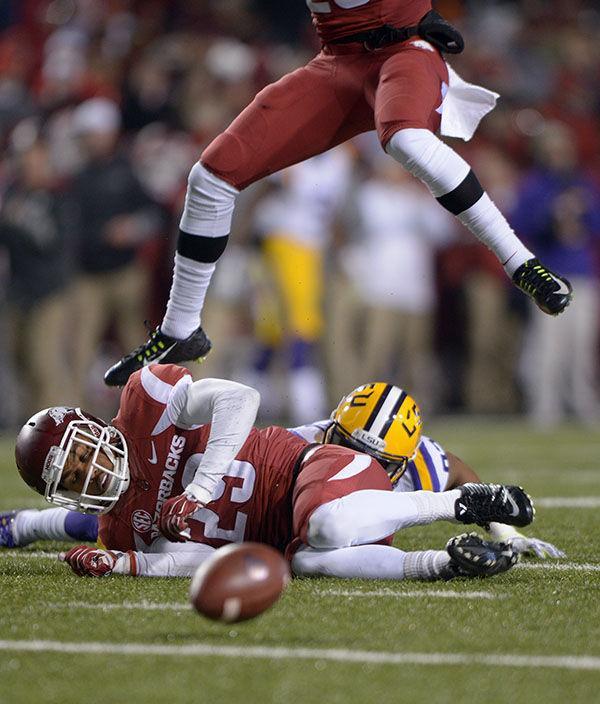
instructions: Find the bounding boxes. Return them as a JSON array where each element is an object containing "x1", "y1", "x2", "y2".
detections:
[
  {"x1": 113, "y1": 541, "x2": 217, "y2": 578},
  {"x1": 133, "y1": 544, "x2": 216, "y2": 578},
  {"x1": 174, "y1": 378, "x2": 260, "y2": 504}
]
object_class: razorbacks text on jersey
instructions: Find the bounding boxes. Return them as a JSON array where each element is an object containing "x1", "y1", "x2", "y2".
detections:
[
  {"x1": 100, "y1": 365, "x2": 309, "y2": 553},
  {"x1": 289, "y1": 420, "x2": 449, "y2": 492},
  {"x1": 307, "y1": 0, "x2": 431, "y2": 43}
]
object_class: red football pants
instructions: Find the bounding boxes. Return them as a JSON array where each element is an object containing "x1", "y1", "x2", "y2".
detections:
[
  {"x1": 289, "y1": 445, "x2": 394, "y2": 555},
  {"x1": 202, "y1": 41, "x2": 448, "y2": 190}
]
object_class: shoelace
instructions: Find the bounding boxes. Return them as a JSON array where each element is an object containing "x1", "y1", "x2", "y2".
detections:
[{"x1": 516, "y1": 264, "x2": 560, "y2": 297}]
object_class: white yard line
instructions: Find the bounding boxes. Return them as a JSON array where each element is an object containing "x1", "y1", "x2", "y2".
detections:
[
  {"x1": 43, "y1": 589, "x2": 499, "y2": 612},
  {"x1": 515, "y1": 562, "x2": 600, "y2": 572},
  {"x1": 46, "y1": 601, "x2": 191, "y2": 612},
  {"x1": 536, "y1": 497, "x2": 600, "y2": 508},
  {"x1": 313, "y1": 589, "x2": 499, "y2": 599},
  {"x1": 0, "y1": 551, "x2": 59, "y2": 559},
  {"x1": 0, "y1": 639, "x2": 598, "y2": 671}
]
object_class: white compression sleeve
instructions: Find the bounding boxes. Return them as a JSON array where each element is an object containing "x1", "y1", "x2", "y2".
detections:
[
  {"x1": 131, "y1": 544, "x2": 216, "y2": 578},
  {"x1": 175, "y1": 378, "x2": 260, "y2": 503},
  {"x1": 292, "y1": 545, "x2": 451, "y2": 580},
  {"x1": 307, "y1": 489, "x2": 460, "y2": 549},
  {"x1": 179, "y1": 162, "x2": 239, "y2": 238}
]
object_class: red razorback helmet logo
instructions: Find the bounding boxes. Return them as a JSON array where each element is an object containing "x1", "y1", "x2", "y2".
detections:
[{"x1": 15, "y1": 407, "x2": 130, "y2": 514}]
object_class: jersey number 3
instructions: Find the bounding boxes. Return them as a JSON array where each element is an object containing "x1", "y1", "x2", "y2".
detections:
[{"x1": 307, "y1": 0, "x2": 370, "y2": 13}]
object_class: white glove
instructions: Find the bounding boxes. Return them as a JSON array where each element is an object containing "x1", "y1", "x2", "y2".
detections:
[
  {"x1": 505, "y1": 536, "x2": 565, "y2": 559},
  {"x1": 487, "y1": 522, "x2": 565, "y2": 559}
]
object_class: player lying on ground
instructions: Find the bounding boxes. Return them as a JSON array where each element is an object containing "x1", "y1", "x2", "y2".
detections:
[
  {"x1": 2, "y1": 381, "x2": 563, "y2": 561},
  {"x1": 7, "y1": 365, "x2": 539, "y2": 580},
  {"x1": 288, "y1": 382, "x2": 564, "y2": 559},
  {"x1": 103, "y1": 2, "x2": 572, "y2": 389}
]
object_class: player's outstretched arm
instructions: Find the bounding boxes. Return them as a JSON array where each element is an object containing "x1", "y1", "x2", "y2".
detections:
[{"x1": 60, "y1": 543, "x2": 217, "y2": 577}]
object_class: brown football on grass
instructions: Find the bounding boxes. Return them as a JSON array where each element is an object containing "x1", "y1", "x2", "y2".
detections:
[{"x1": 189, "y1": 542, "x2": 291, "y2": 622}]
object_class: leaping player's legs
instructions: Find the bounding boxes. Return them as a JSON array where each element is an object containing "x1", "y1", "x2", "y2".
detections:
[
  {"x1": 166, "y1": 56, "x2": 371, "y2": 339},
  {"x1": 104, "y1": 53, "x2": 373, "y2": 386},
  {"x1": 374, "y1": 44, "x2": 571, "y2": 316}
]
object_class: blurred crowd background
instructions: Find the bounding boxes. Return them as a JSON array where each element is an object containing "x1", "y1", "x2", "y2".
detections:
[{"x1": 0, "y1": 0, "x2": 599, "y2": 429}]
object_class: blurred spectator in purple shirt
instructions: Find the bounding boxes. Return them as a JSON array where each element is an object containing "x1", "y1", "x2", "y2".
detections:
[{"x1": 512, "y1": 120, "x2": 600, "y2": 427}]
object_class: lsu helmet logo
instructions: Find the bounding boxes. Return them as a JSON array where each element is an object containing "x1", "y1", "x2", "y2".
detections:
[{"x1": 327, "y1": 383, "x2": 422, "y2": 485}]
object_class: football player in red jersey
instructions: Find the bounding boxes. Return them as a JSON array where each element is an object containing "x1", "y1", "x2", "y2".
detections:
[
  {"x1": 104, "y1": 2, "x2": 573, "y2": 388},
  {"x1": 11, "y1": 364, "x2": 537, "y2": 580}
]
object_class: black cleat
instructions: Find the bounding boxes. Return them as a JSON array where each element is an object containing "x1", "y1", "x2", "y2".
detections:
[
  {"x1": 512, "y1": 258, "x2": 572, "y2": 315},
  {"x1": 104, "y1": 325, "x2": 212, "y2": 387},
  {"x1": 455, "y1": 483, "x2": 535, "y2": 528},
  {"x1": 445, "y1": 532, "x2": 518, "y2": 578}
]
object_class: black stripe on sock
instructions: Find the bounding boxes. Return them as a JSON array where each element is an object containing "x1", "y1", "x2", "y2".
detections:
[
  {"x1": 436, "y1": 170, "x2": 484, "y2": 215},
  {"x1": 379, "y1": 391, "x2": 407, "y2": 440},
  {"x1": 364, "y1": 384, "x2": 392, "y2": 432},
  {"x1": 177, "y1": 230, "x2": 229, "y2": 263}
]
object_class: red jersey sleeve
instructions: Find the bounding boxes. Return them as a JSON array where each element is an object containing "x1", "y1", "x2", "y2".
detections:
[
  {"x1": 112, "y1": 364, "x2": 191, "y2": 440},
  {"x1": 309, "y1": 0, "x2": 432, "y2": 44}
]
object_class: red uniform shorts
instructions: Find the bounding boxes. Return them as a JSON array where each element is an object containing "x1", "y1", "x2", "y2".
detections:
[
  {"x1": 202, "y1": 40, "x2": 448, "y2": 190},
  {"x1": 290, "y1": 444, "x2": 394, "y2": 549}
]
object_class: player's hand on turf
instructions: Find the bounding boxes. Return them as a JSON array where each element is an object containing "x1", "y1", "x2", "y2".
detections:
[
  {"x1": 60, "y1": 545, "x2": 119, "y2": 577},
  {"x1": 158, "y1": 493, "x2": 201, "y2": 542},
  {"x1": 507, "y1": 535, "x2": 565, "y2": 559}
]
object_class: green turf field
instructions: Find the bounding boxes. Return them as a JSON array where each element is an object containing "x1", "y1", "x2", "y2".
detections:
[{"x1": 1, "y1": 420, "x2": 599, "y2": 704}]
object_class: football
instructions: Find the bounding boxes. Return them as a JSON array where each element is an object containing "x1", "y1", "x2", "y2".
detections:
[{"x1": 189, "y1": 542, "x2": 291, "y2": 623}]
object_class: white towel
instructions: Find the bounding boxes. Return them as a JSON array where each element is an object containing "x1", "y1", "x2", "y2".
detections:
[{"x1": 439, "y1": 64, "x2": 500, "y2": 141}]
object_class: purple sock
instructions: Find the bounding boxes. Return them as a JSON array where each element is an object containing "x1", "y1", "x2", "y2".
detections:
[{"x1": 64, "y1": 512, "x2": 99, "y2": 542}]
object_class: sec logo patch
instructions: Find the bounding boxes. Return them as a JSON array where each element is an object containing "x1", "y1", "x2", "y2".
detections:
[{"x1": 132, "y1": 509, "x2": 153, "y2": 533}]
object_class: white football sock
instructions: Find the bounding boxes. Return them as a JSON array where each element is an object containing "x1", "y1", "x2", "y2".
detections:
[
  {"x1": 386, "y1": 129, "x2": 533, "y2": 275},
  {"x1": 13, "y1": 508, "x2": 70, "y2": 546},
  {"x1": 292, "y1": 544, "x2": 451, "y2": 580},
  {"x1": 457, "y1": 194, "x2": 533, "y2": 275},
  {"x1": 160, "y1": 254, "x2": 215, "y2": 339},
  {"x1": 401, "y1": 550, "x2": 452, "y2": 580}
]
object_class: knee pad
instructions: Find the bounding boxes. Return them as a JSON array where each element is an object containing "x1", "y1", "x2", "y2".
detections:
[{"x1": 179, "y1": 162, "x2": 239, "y2": 238}]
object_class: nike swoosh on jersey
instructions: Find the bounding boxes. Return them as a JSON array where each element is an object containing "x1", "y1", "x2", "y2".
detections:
[
  {"x1": 148, "y1": 441, "x2": 158, "y2": 465},
  {"x1": 328, "y1": 454, "x2": 372, "y2": 482}
]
